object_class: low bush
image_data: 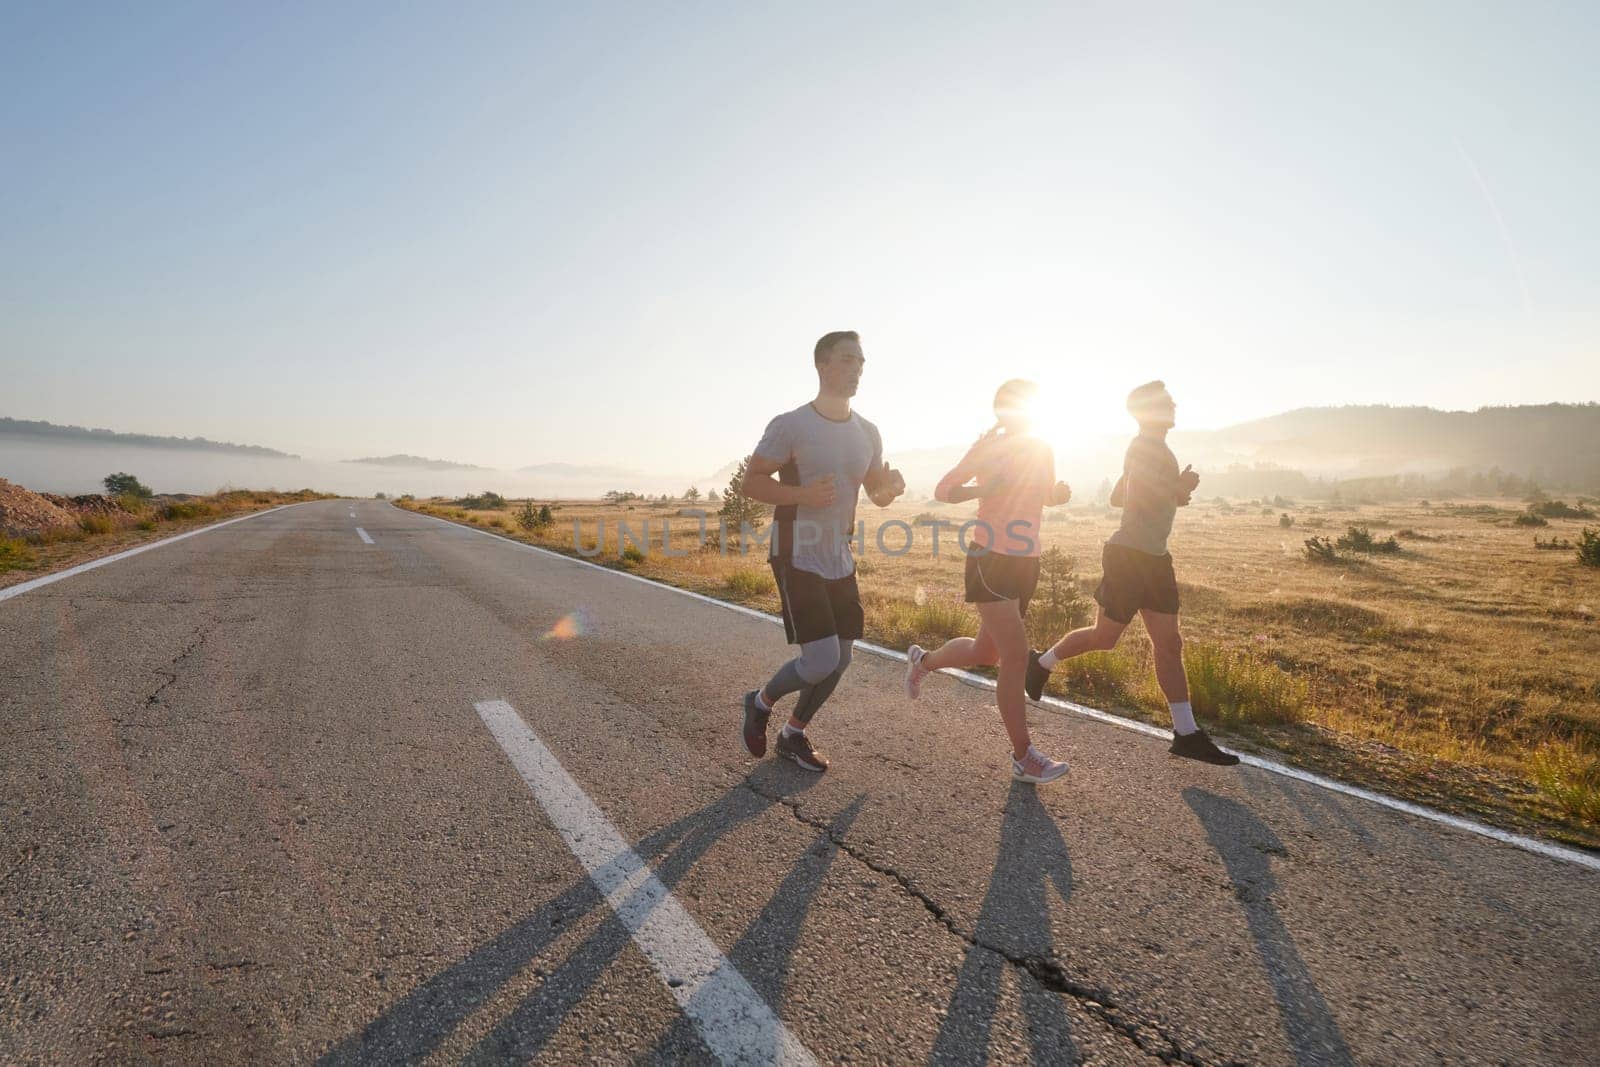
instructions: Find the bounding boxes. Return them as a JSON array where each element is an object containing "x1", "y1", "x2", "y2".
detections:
[
  {"x1": 1336, "y1": 524, "x2": 1400, "y2": 554},
  {"x1": 0, "y1": 537, "x2": 38, "y2": 573},
  {"x1": 77, "y1": 513, "x2": 117, "y2": 535},
  {"x1": 725, "y1": 567, "x2": 776, "y2": 598},
  {"x1": 1534, "y1": 536, "x2": 1572, "y2": 551},
  {"x1": 619, "y1": 543, "x2": 646, "y2": 567},
  {"x1": 517, "y1": 500, "x2": 555, "y2": 533},
  {"x1": 103, "y1": 472, "x2": 152, "y2": 498},
  {"x1": 455, "y1": 491, "x2": 507, "y2": 510},
  {"x1": 1532, "y1": 739, "x2": 1600, "y2": 825},
  {"x1": 1055, "y1": 649, "x2": 1143, "y2": 705},
  {"x1": 1278, "y1": 513, "x2": 1295, "y2": 528},
  {"x1": 871, "y1": 595, "x2": 974, "y2": 650},
  {"x1": 1578, "y1": 528, "x2": 1600, "y2": 568},
  {"x1": 1303, "y1": 536, "x2": 1339, "y2": 562},
  {"x1": 1185, "y1": 642, "x2": 1309, "y2": 726},
  {"x1": 1531, "y1": 500, "x2": 1595, "y2": 519},
  {"x1": 1514, "y1": 512, "x2": 1549, "y2": 527},
  {"x1": 162, "y1": 500, "x2": 215, "y2": 521},
  {"x1": 1025, "y1": 546, "x2": 1089, "y2": 650}
]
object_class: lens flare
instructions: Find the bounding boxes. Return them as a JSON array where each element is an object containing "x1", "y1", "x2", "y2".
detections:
[{"x1": 542, "y1": 608, "x2": 593, "y2": 641}]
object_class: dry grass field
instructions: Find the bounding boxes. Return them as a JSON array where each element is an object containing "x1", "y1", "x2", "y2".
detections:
[
  {"x1": 0, "y1": 488, "x2": 333, "y2": 589},
  {"x1": 399, "y1": 493, "x2": 1600, "y2": 849}
]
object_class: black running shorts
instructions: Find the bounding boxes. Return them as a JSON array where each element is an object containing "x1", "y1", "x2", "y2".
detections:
[
  {"x1": 1095, "y1": 543, "x2": 1180, "y2": 623},
  {"x1": 770, "y1": 558, "x2": 865, "y2": 645},
  {"x1": 963, "y1": 551, "x2": 1041, "y2": 617}
]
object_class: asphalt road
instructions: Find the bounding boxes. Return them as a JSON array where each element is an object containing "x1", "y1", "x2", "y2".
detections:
[{"x1": 3, "y1": 499, "x2": 1596, "y2": 1065}]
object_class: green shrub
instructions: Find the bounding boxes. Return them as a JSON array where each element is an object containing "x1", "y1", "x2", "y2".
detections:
[
  {"x1": 1336, "y1": 524, "x2": 1400, "y2": 554},
  {"x1": 1578, "y1": 528, "x2": 1600, "y2": 568},
  {"x1": 718, "y1": 457, "x2": 769, "y2": 544},
  {"x1": 619, "y1": 543, "x2": 646, "y2": 567},
  {"x1": 455, "y1": 491, "x2": 507, "y2": 510},
  {"x1": 725, "y1": 567, "x2": 776, "y2": 598},
  {"x1": 162, "y1": 500, "x2": 214, "y2": 521},
  {"x1": 103, "y1": 472, "x2": 152, "y2": 497},
  {"x1": 1303, "y1": 536, "x2": 1338, "y2": 562},
  {"x1": 1514, "y1": 512, "x2": 1549, "y2": 527},
  {"x1": 1531, "y1": 500, "x2": 1595, "y2": 519},
  {"x1": 1532, "y1": 740, "x2": 1600, "y2": 824},
  {"x1": 0, "y1": 537, "x2": 38, "y2": 573},
  {"x1": 137, "y1": 519, "x2": 157, "y2": 531},
  {"x1": 516, "y1": 500, "x2": 554, "y2": 533},
  {"x1": 1025, "y1": 546, "x2": 1089, "y2": 649},
  {"x1": 26, "y1": 526, "x2": 85, "y2": 545},
  {"x1": 77, "y1": 513, "x2": 116, "y2": 535},
  {"x1": 1185, "y1": 642, "x2": 1309, "y2": 726},
  {"x1": 871, "y1": 596, "x2": 974, "y2": 650},
  {"x1": 1056, "y1": 649, "x2": 1142, "y2": 704}
]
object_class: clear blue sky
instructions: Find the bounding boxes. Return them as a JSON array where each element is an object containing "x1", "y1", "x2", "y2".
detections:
[{"x1": 3, "y1": 2, "x2": 1595, "y2": 474}]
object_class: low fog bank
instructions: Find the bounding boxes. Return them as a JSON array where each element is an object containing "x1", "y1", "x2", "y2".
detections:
[{"x1": 0, "y1": 439, "x2": 696, "y2": 500}]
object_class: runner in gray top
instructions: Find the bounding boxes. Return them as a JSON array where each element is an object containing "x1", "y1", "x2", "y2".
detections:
[
  {"x1": 753, "y1": 402, "x2": 882, "y2": 581},
  {"x1": 1025, "y1": 380, "x2": 1239, "y2": 765},
  {"x1": 738, "y1": 331, "x2": 905, "y2": 772},
  {"x1": 1107, "y1": 431, "x2": 1182, "y2": 556}
]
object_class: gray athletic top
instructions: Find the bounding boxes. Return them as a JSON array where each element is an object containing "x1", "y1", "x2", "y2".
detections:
[
  {"x1": 1107, "y1": 432, "x2": 1181, "y2": 556},
  {"x1": 753, "y1": 403, "x2": 883, "y2": 580}
]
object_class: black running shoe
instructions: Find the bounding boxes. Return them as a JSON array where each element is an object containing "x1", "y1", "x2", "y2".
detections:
[
  {"x1": 1025, "y1": 649, "x2": 1051, "y2": 702},
  {"x1": 774, "y1": 730, "x2": 829, "y2": 772},
  {"x1": 742, "y1": 690, "x2": 770, "y2": 758},
  {"x1": 1169, "y1": 727, "x2": 1240, "y2": 766}
]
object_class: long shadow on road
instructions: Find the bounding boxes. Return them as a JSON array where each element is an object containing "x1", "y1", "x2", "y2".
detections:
[
  {"x1": 642, "y1": 796, "x2": 868, "y2": 1063},
  {"x1": 320, "y1": 762, "x2": 829, "y2": 1065},
  {"x1": 1185, "y1": 787, "x2": 1355, "y2": 1067},
  {"x1": 930, "y1": 781, "x2": 1078, "y2": 1065}
]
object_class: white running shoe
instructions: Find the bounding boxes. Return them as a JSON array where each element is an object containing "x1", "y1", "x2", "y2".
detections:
[
  {"x1": 905, "y1": 644, "x2": 929, "y2": 700},
  {"x1": 1012, "y1": 745, "x2": 1069, "y2": 784}
]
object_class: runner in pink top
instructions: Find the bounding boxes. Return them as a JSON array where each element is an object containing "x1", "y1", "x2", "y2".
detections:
[
  {"x1": 908, "y1": 380, "x2": 1074, "y2": 784},
  {"x1": 935, "y1": 424, "x2": 1056, "y2": 556}
]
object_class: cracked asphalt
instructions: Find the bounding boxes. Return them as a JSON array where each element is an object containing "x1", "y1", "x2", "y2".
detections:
[{"x1": 3, "y1": 499, "x2": 1597, "y2": 1065}]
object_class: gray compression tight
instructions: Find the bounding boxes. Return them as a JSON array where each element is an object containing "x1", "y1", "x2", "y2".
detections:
[{"x1": 761, "y1": 637, "x2": 854, "y2": 726}]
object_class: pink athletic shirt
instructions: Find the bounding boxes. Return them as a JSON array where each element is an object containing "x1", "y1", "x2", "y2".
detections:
[{"x1": 934, "y1": 431, "x2": 1056, "y2": 556}]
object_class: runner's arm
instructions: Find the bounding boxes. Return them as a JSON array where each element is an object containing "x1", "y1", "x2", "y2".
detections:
[
  {"x1": 863, "y1": 463, "x2": 905, "y2": 507},
  {"x1": 934, "y1": 440, "x2": 988, "y2": 504},
  {"x1": 741, "y1": 455, "x2": 834, "y2": 507},
  {"x1": 861, "y1": 426, "x2": 905, "y2": 507}
]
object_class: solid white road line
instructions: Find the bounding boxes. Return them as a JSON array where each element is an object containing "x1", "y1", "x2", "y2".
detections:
[
  {"x1": 0, "y1": 504, "x2": 302, "y2": 605},
  {"x1": 407, "y1": 507, "x2": 1600, "y2": 875},
  {"x1": 474, "y1": 699, "x2": 819, "y2": 1066},
  {"x1": 356, "y1": 527, "x2": 374, "y2": 544}
]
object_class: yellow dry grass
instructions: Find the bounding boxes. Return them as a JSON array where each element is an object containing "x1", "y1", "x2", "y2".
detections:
[{"x1": 398, "y1": 494, "x2": 1600, "y2": 846}]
